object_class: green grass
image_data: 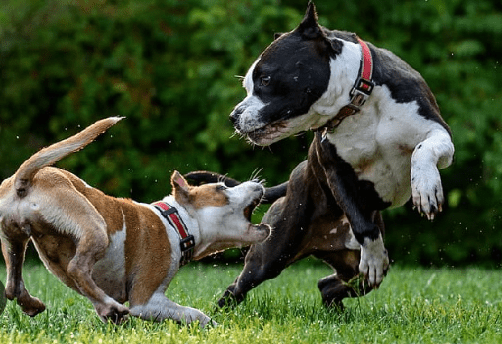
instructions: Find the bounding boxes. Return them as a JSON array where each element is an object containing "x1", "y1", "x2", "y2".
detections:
[{"x1": 1, "y1": 259, "x2": 502, "y2": 343}]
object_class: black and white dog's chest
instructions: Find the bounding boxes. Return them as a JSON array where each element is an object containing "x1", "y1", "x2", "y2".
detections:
[
  {"x1": 325, "y1": 83, "x2": 449, "y2": 208},
  {"x1": 231, "y1": 24, "x2": 453, "y2": 211}
]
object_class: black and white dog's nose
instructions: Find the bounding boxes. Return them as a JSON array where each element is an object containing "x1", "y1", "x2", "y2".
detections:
[{"x1": 229, "y1": 106, "x2": 243, "y2": 128}]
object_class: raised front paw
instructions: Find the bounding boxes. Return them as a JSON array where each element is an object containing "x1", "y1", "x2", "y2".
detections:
[
  {"x1": 411, "y1": 164, "x2": 444, "y2": 220},
  {"x1": 359, "y1": 234, "x2": 389, "y2": 288}
]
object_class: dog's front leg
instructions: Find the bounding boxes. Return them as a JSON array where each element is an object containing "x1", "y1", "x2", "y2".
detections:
[
  {"x1": 67, "y1": 254, "x2": 128, "y2": 323},
  {"x1": 1, "y1": 236, "x2": 46, "y2": 316},
  {"x1": 130, "y1": 294, "x2": 215, "y2": 327},
  {"x1": 314, "y1": 135, "x2": 388, "y2": 287},
  {"x1": 67, "y1": 245, "x2": 129, "y2": 323},
  {"x1": 411, "y1": 129, "x2": 454, "y2": 220},
  {"x1": 65, "y1": 219, "x2": 129, "y2": 323}
]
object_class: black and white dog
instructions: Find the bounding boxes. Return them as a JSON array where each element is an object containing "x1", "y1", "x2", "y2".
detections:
[{"x1": 191, "y1": 2, "x2": 454, "y2": 308}]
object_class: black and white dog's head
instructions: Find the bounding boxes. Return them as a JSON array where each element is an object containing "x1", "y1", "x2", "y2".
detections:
[{"x1": 230, "y1": 2, "x2": 357, "y2": 145}]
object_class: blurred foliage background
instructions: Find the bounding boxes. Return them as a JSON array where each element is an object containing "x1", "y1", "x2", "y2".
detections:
[{"x1": 1, "y1": 0, "x2": 502, "y2": 267}]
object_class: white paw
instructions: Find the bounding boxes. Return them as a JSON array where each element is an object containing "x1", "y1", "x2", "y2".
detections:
[
  {"x1": 410, "y1": 131, "x2": 453, "y2": 220},
  {"x1": 198, "y1": 314, "x2": 216, "y2": 328},
  {"x1": 411, "y1": 163, "x2": 444, "y2": 220},
  {"x1": 359, "y1": 234, "x2": 389, "y2": 287}
]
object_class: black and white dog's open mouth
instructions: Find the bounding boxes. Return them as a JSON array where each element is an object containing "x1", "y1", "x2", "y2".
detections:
[
  {"x1": 236, "y1": 116, "x2": 315, "y2": 146},
  {"x1": 242, "y1": 121, "x2": 290, "y2": 145}
]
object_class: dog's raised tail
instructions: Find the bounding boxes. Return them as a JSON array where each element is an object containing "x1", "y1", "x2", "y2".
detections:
[{"x1": 14, "y1": 117, "x2": 123, "y2": 198}]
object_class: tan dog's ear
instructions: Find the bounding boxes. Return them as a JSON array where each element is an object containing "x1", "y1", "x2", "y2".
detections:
[{"x1": 171, "y1": 170, "x2": 190, "y2": 204}]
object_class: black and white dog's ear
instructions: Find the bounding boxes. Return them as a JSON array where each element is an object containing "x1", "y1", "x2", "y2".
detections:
[
  {"x1": 304, "y1": 1, "x2": 318, "y2": 22},
  {"x1": 297, "y1": 1, "x2": 322, "y2": 40},
  {"x1": 328, "y1": 38, "x2": 344, "y2": 55},
  {"x1": 273, "y1": 32, "x2": 284, "y2": 40},
  {"x1": 297, "y1": 2, "x2": 343, "y2": 55}
]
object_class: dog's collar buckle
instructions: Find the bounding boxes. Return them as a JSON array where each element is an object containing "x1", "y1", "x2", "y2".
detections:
[
  {"x1": 153, "y1": 201, "x2": 195, "y2": 266},
  {"x1": 347, "y1": 37, "x2": 374, "y2": 111},
  {"x1": 350, "y1": 77, "x2": 374, "y2": 108}
]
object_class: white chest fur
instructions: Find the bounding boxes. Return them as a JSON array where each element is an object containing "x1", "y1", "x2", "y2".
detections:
[{"x1": 326, "y1": 85, "x2": 449, "y2": 207}]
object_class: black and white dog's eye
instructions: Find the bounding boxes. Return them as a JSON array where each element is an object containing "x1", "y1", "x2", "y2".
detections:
[
  {"x1": 216, "y1": 185, "x2": 227, "y2": 191},
  {"x1": 260, "y1": 76, "x2": 271, "y2": 86}
]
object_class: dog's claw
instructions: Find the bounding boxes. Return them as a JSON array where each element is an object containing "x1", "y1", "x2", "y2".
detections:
[
  {"x1": 412, "y1": 179, "x2": 444, "y2": 220},
  {"x1": 411, "y1": 145, "x2": 449, "y2": 221}
]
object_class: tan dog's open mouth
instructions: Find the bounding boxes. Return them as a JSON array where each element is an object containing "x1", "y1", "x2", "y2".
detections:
[{"x1": 244, "y1": 194, "x2": 262, "y2": 221}]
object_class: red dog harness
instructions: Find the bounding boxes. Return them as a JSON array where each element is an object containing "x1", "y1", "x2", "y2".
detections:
[
  {"x1": 153, "y1": 201, "x2": 195, "y2": 266},
  {"x1": 320, "y1": 36, "x2": 374, "y2": 137}
]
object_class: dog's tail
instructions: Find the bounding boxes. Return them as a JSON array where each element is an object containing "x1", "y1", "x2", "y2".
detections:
[
  {"x1": 184, "y1": 171, "x2": 288, "y2": 204},
  {"x1": 14, "y1": 117, "x2": 123, "y2": 198}
]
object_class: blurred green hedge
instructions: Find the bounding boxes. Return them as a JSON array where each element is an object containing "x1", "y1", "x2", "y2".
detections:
[{"x1": 1, "y1": 0, "x2": 502, "y2": 266}]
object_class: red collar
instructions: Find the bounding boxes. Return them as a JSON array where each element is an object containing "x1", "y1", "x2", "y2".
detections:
[
  {"x1": 355, "y1": 37, "x2": 375, "y2": 95},
  {"x1": 318, "y1": 36, "x2": 374, "y2": 137},
  {"x1": 153, "y1": 201, "x2": 195, "y2": 266}
]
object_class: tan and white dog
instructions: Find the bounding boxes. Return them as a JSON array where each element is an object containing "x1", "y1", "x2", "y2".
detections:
[{"x1": 0, "y1": 117, "x2": 270, "y2": 326}]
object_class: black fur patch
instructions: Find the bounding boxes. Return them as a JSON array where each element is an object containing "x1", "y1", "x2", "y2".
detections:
[
  {"x1": 252, "y1": 30, "x2": 333, "y2": 124},
  {"x1": 248, "y1": 3, "x2": 346, "y2": 127},
  {"x1": 368, "y1": 43, "x2": 451, "y2": 133}
]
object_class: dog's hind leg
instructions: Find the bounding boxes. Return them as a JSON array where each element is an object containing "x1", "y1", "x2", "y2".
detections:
[
  {"x1": 315, "y1": 211, "x2": 385, "y2": 308},
  {"x1": 1, "y1": 235, "x2": 46, "y2": 316},
  {"x1": 316, "y1": 250, "x2": 373, "y2": 309}
]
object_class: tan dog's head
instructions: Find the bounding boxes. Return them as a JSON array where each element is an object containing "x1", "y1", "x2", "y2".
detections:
[{"x1": 170, "y1": 171, "x2": 270, "y2": 259}]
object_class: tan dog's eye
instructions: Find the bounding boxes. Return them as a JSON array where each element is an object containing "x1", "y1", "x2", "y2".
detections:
[{"x1": 216, "y1": 185, "x2": 227, "y2": 191}]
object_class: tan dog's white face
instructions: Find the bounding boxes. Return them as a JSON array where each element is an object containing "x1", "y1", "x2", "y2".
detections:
[{"x1": 171, "y1": 172, "x2": 270, "y2": 259}]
